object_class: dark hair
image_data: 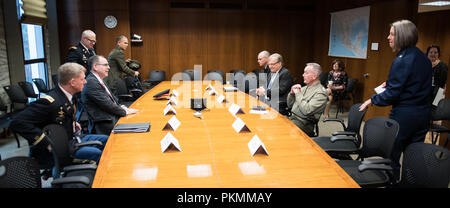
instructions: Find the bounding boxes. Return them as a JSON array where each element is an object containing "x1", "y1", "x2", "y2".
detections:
[
  {"x1": 331, "y1": 59, "x2": 345, "y2": 71},
  {"x1": 426, "y1": 45, "x2": 441, "y2": 58}
]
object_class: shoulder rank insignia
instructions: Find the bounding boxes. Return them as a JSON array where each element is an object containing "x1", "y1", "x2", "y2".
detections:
[
  {"x1": 42, "y1": 95, "x2": 55, "y2": 103},
  {"x1": 70, "y1": 46, "x2": 78, "y2": 50}
]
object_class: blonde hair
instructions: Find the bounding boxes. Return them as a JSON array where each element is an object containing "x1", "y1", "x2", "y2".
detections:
[{"x1": 58, "y1": 63, "x2": 86, "y2": 85}]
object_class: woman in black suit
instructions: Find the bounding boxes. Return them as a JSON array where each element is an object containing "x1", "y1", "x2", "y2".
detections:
[{"x1": 359, "y1": 20, "x2": 432, "y2": 181}]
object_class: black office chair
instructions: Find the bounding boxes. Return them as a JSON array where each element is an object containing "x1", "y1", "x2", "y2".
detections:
[
  {"x1": 0, "y1": 96, "x2": 21, "y2": 148},
  {"x1": 124, "y1": 75, "x2": 145, "y2": 98},
  {"x1": 244, "y1": 73, "x2": 258, "y2": 94},
  {"x1": 205, "y1": 72, "x2": 223, "y2": 82},
  {"x1": 233, "y1": 71, "x2": 246, "y2": 89},
  {"x1": 18, "y1": 81, "x2": 39, "y2": 100},
  {"x1": 336, "y1": 117, "x2": 400, "y2": 188},
  {"x1": 208, "y1": 70, "x2": 224, "y2": 81},
  {"x1": 312, "y1": 103, "x2": 367, "y2": 160},
  {"x1": 144, "y1": 70, "x2": 166, "y2": 89},
  {"x1": 114, "y1": 79, "x2": 136, "y2": 107},
  {"x1": 0, "y1": 156, "x2": 42, "y2": 188},
  {"x1": 398, "y1": 142, "x2": 450, "y2": 188},
  {"x1": 335, "y1": 78, "x2": 357, "y2": 118},
  {"x1": 429, "y1": 98, "x2": 450, "y2": 146},
  {"x1": 4, "y1": 85, "x2": 29, "y2": 111},
  {"x1": 319, "y1": 72, "x2": 329, "y2": 88},
  {"x1": 32, "y1": 78, "x2": 50, "y2": 98},
  {"x1": 41, "y1": 124, "x2": 100, "y2": 188},
  {"x1": 171, "y1": 72, "x2": 192, "y2": 81},
  {"x1": 183, "y1": 69, "x2": 202, "y2": 81}
]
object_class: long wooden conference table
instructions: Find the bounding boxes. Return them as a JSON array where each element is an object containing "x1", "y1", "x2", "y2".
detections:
[{"x1": 92, "y1": 81, "x2": 359, "y2": 188}]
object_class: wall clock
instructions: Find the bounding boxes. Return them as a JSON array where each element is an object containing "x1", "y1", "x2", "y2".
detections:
[{"x1": 104, "y1": 15, "x2": 117, "y2": 29}]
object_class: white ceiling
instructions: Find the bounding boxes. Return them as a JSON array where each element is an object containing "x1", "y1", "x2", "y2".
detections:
[{"x1": 418, "y1": 0, "x2": 450, "y2": 13}]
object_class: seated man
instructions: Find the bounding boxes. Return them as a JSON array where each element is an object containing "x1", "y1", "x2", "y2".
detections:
[
  {"x1": 287, "y1": 63, "x2": 328, "y2": 137},
  {"x1": 10, "y1": 63, "x2": 108, "y2": 165},
  {"x1": 256, "y1": 53, "x2": 294, "y2": 114},
  {"x1": 81, "y1": 55, "x2": 137, "y2": 135}
]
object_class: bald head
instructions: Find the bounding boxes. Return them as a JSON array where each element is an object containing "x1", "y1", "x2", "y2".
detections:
[
  {"x1": 80, "y1": 30, "x2": 96, "y2": 49},
  {"x1": 257, "y1": 51, "x2": 270, "y2": 67}
]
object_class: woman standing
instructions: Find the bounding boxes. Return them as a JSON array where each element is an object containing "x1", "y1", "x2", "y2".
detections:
[
  {"x1": 324, "y1": 59, "x2": 348, "y2": 118},
  {"x1": 359, "y1": 20, "x2": 432, "y2": 181}
]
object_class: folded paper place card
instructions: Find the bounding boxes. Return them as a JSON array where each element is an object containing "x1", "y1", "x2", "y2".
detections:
[
  {"x1": 205, "y1": 84, "x2": 214, "y2": 91},
  {"x1": 232, "y1": 117, "x2": 251, "y2": 133},
  {"x1": 208, "y1": 89, "x2": 218, "y2": 96},
  {"x1": 167, "y1": 96, "x2": 178, "y2": 106},
  {"x1": 223, "y1": 86, "x2": 238, "y2": 92},
  {"x1": 161, "y1": 132, "x2": 181, "y2": 152},
  {"x1": 164, "y1": 104, "x2": 177, "y2": 115},
  {"x1": 216, "y1": 95, "x2": 227, "y2": 103},
  {"x1": 228, "y1": 103, "x2": 245, "y2": 115},
  {"x1": 248, "y1": 135, "x2": 268, "y2": 156},
  {"x1": 171, "y1": 89, "x2": 179, "y2": 97},
  {"x1": 163, "y1": 116, "x2": 181, "y2": 131}
]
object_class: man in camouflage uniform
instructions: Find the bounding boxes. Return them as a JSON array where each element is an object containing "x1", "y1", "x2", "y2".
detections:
[{"x1": 287, "y1": 63, "x2": 328, "y2": 137}]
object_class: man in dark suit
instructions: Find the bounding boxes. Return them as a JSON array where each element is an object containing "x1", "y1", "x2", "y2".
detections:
[
  {"x1": 81, "y1": 55, "x2": 137, "y2": 135},
  {"x1": 256, "y1": 53, "x2": 294, "y2": 115},
  {"x1": 65, "y1": 30, "x2": 97, "y2": 75},
  {"x1": 10, "y1": 63, "x2": 108, "y2": 165},
  {"x1": 257, "y1": 50, "x2": 270, "y2": 73}
]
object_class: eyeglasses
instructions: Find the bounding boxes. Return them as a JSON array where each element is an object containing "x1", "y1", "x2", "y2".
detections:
[
  {"x1": 85, "y1": 37, "x2": 96, "y2": 44},
  {"x1": 268, "y1": 62, "x2": 280, "y2": 66}
]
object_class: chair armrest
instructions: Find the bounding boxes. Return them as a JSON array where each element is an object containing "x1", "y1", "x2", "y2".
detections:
[
  {"x1": 358, "y1": 164, "x2": 393, "y2": 172},
  {"x1": 332, "y1": 131, "x2": 357, "y2": 136},
  {"x1": 51, "y1": 176, "x2": 91, "y2": 187},
  {"x1": 75, "y1": 141, "x2": 103, "y2": 148},
  {"x1": 330, "y1": 135, "x2": 357, "y2": 143},
  {"x1": 63, "y1": 164, "x2": 97, "y2": 173},
  {"x1": 323, "y1": 118, "x2": 346, "y2": 130},
  {"x1": 130, "y1": 89, "x2": 142, "y2": 93},
  {"x1": 361, "y1": 159, "x2": 392, "y2": 165}
]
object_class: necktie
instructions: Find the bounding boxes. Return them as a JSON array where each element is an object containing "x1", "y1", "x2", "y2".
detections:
[{"x1": 101, "y1": 82, "x2": 116, "y2": 104}]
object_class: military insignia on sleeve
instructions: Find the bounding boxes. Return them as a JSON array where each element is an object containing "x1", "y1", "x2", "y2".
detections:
[
  {"x1": 42, "y1": 95, "x2": 55, "y2": 103},
  {"x1": 70, "y1": 46, "x2": 77, "y2": 50}
]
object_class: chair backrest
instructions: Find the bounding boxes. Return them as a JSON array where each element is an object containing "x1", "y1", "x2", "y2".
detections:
[
  {"x1": 0, "y1": 156, "x2": 42, "y2": 188},
  {"x1": 114, "y1": 79, "x2": 129, "y2": 95},
  {"x1": 244, "y1": 72, "x2": 258, "y2": 93},
  {"x1": 183, "y1": 69, "x2": 201, "y2": 81},
  {"x1": 234, "y1": 71, "x2": 246, "y2": 88},
  {"x1": 359, "y1": 117, "x2": 400, "y2": 159},
  {"x1": 346, "y1": 78, "x2": 358, "y2": 93},
  {"x1": 0, "y1": 97, "x2": 7, "y2": 112},
  {"x1": 42, "y1": 124, "x2": 74, "y2": 167},
  {"x1": 346, "y1": 103, "x2": 367, "y2": 137},
  {"x1": 432, "y1": 98, "x2": 450, "y2": 121},
  {"x1": 3, "y1": 85, "x2": 28, "y2": 104},
  {"x1": 205, "y1": 72, "x2": 223, "y2": 82},
  {"x1": 400, "y1": 142, "x2": 450, "y2": 188},
  {"x1": 148, "y1": 70, "x2": 166, "y2": 82},
  {"x1": 18, "y1": 81, "x2": 38, "y2": 98},
  {"x1": 171, "y1": 72, "x2": 192, "y2": 81},
  {"x1": 32, "y1": 78, "x2": 49, "y2": 93},
  {"x1": 319, "y1": 72, "x2": 328, "y2": 88}
]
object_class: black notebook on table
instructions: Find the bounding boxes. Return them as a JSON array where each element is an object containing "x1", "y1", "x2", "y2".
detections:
[{"x1": 112, "y1": 123, "x2": 151, "y2": 133}]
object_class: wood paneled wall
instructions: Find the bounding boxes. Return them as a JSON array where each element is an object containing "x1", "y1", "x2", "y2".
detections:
[
  {"x1": 58, "y1": 0, "x2": 314, "y2": 83},
  {"x1": 417, "y1": 10, "x2": 450, "y2": 148}
]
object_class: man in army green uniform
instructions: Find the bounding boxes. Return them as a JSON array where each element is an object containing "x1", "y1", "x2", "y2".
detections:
[
  {"x1": 65, "y1": 30, "x2": 97, "y2": 75},
  {"x1": 106, "y1": 35, "x2": 139, "y2": 94},
  {"x1": 287, "y1": 63, "x2": 328, "y2": 137}
]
